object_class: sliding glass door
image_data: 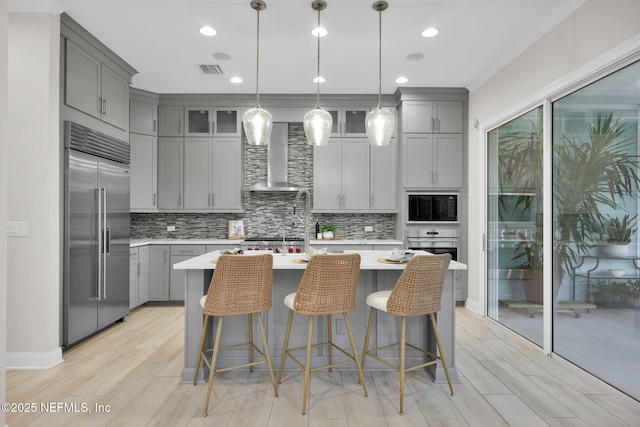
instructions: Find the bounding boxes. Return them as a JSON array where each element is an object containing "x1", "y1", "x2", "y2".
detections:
[{"x1": 487, "y1": 106, "x2": 544, "y2": 346}]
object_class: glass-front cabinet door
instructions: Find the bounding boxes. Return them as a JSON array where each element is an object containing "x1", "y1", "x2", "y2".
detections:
[{"x1": 486, "y1": 106, "x2": 544, "y2": 346}]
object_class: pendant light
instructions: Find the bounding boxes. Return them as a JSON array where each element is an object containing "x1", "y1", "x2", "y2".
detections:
[
  {"x1": 365, "y1": 1, "x2": 395, "y2": 147},
  {"x1": 303, "y1": 0, "x2": 332, "y2": 146},
  {"x1": 243, "y1": 0, "x2": 273, "y2": 146}
]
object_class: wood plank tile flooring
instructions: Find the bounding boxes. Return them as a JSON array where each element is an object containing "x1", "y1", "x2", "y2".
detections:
[{"x1": 6, "y1": 306, "x2": 640, "y2": 426}]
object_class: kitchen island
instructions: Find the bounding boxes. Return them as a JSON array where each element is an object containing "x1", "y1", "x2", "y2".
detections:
[{"x1": 173, "y1": 250, "x2": 466, "y2": 384}]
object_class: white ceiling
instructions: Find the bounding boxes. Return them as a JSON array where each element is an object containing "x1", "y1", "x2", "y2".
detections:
[{"x1": 22, "y1": 0, "x2": 588, "y2": 95}]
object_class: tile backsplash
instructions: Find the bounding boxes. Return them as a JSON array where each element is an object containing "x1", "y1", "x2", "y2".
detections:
[{"x1": 131, "y1": 123, "x2": 396, "y2": 239}]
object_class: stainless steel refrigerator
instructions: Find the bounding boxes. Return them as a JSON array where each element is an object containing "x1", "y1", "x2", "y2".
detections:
[{"x1": 63, "y1": 121, "x2": 130, "y2": 347}]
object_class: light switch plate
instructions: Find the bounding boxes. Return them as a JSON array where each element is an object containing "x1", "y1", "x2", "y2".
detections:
[
  {"x1": 364, "y1": 226, "x2": 374, "y2": 232},
  {"x1": 167, "y1": 225, "x2": 176, "y2": 232},
  {"x1": 7, "y1": 221, "x2": 29, "y2": 237}
]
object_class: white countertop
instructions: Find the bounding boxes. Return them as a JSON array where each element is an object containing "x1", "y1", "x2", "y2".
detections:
[
  {"x1": 130, "y1": 238, "x2": 404, "y2": 248},
  {"x1": 173, "y1": 249, "x2": 467, "y2": 271}
]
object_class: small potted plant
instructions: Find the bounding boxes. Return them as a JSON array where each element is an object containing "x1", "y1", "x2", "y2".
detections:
[
  {"x1": 592, "y1": 214, "x2": 637, "y2": 257},
  {"x1": 321, "y1": 223, "x2": 335, "y2": 239},
  {"x1": 623, "y1": 279, "x2": 640, "y2": 307}
]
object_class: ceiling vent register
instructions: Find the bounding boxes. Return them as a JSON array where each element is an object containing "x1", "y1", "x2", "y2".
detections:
[{"x1": 197, "y1": 64, "x2": 223, "y2": 74}]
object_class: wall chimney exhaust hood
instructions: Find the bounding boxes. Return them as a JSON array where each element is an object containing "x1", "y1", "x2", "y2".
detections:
[{"x1": 246, "y1": 122, "x2": 305, "y2": 192}]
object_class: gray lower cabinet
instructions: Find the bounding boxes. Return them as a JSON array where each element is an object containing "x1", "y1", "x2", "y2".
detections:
[
  {"x1": 169, "y1": 245, "x2": 206, "y2": 301},
  {"x1": 129, "y1": 246, "x2": 150, "y2": 308},
  {"x1": 403, "y1": 134, "x2": 462, "y2": 188},
  {"x1": 148, "y1": 245, "x2": 170, "y2": 301}
]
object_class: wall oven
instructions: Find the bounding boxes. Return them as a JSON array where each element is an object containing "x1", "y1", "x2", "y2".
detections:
[
  {"x1": 408, "y1": 193, "x2": 458, "y2": 223},
  {"x1": 406, "y1": 228, "x2": 458, "y2": 261}
]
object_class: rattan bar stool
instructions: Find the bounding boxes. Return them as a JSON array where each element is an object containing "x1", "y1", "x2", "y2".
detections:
[
  {"x1": 362, "y1": 254, "x2": 454, "y2": 415},
  {"x1": 277, "y1": 253, "x2": 368, "y2": 415},
  {"x1": 193, "y1": 253, "x2": 278, "y2": 416}
]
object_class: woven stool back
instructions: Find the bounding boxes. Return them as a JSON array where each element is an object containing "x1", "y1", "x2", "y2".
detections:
[
  {"x1": 203, "y1": 254, "x2": 273, "y2": 316},
  {"x1": 386, "y1": 254, "x2": 451, "y2": 317},
  {"x1": 293, "y1": 253, "x2": 361, "y2": 315}
]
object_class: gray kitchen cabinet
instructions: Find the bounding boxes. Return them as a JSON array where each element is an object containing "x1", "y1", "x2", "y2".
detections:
[
  {"x1": 130, "y1": 99, "x2": 157, "y2": 136},
  {"x1": 185, "y1": 107, "x2": 213, "y2": 137},
  {"x1": 129, "y1": 248, "x2": 138, "y2": 310},
  {"x1": 148, "y1": 245, "x2": 170, "y2": 301},
  {"x1": 182, "y1": 137, "x2": 243, "y2": 211},
  {"x1": 65, "y1": 39, "x2": 129, "y2": 130},
  {"x1": 138, "y1": 245, "x2": 149, "y2": 305},
  {"x1": 169, "y1": 245, "x2": 206, "y2": 301},
  {"x1": 158, "y1": 137, "x2": 184, "y2": 209},
  {"x1": 402, "y1": 100, "x2": 462, "y2": 134},
  {"x1": 130, "y1": 133, "x2": 157, "y2": 211},
  {"x1": 403, "y1": 134, "x2": 462, "y2": 188},
  {"x1": 370, "y1": 140, "x2": 396, "y2": 211},
  {"x1": 314, "y1": 138, "x2": 370, "y2": 211},
  {"x1": 213, "y1": 109, "x2": 241, "y2": 136},
  {"x1": 325, "y1": 107, "x2": 370, "y2": 137},
  {"x1": 158, "y1": 106, "x2": 184, "y2": 136}
]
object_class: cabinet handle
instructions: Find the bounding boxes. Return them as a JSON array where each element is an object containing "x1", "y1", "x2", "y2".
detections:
[
  {"x1": 431, "y1": 118, "x2": 435, "y2": 132},
  {"x1": 371, "y1": 194, "x2": 374, "y2": 208},
  {"x1": 137, "y1": 262, "x2": 140, "y2": 277},
  {"x1": 211, "y1": 194, "x2": 214, "y2": 207},
  {"x1": 103, "y1": 98, "x2": 107, "y2": 115},
  {"x1": 98, "y1": 97, "x2": 102, "y2": 114},
  {"x1": 436, "y1": 118, "x2": 441, "y2": 132},
  {"x1": 152, "y1": 120, "x2": 157, "y2": 133},
  {"x1": 178, "y1": 193, "x2": 182, "y2": 206},
  {"x1": 153, "y1": 193, "x2": 157, "y2": 206}
]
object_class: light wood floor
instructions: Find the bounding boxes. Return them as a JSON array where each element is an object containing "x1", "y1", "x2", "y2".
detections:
[{"x1": 6, "y1": 306, "x2": 640, "y2": 426}]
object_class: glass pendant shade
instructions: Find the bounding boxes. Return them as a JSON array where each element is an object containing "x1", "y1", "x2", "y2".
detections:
[
  {"x1": 243, "y1": 107, "x2": 272, "y2": 146},
  {"x1": 365, "y1": 107, "x2": 395, "y2": 146},
  {"x1": 304, "y1": 108, "x2": 332, "y2": 146}
]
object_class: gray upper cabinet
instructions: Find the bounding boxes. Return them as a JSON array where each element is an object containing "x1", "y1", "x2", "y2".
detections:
[
  {"x1": 65, "y1": 39, "x2": 129, "y2": 130},
  {"x1": 370, "y1": 140, "x2": 397, "y2": 211},
  {"x1": 314, "y1": 138, "x2": 371, "y2": 211},
  {"x1": 402, "y1": 100, "x2": 462, "y2": 134},
  {"x1": 326, "y1": 107, "x2": 370, "y2": 137},
  {"x1": 158, "y1": 106, "x2": 184, "y2": 136},
  {"x1": 403, "y1": 134, "x2": 462, "y2": 188},
  {"x1": 185, "y1": 107, "x2": 213, "y2": 137},
  {"x1": 130, "y1": 99, "x2": 157, "y2": 136},
  {"x1": 158, "y1": 137, "x2": 184, "y2": 209},
  {"x1": 130, "y1": 133, "x2": 157, "y2": 211},
  {"x1": 184, "y1": 137, "x2": 242, "y2": 211}
]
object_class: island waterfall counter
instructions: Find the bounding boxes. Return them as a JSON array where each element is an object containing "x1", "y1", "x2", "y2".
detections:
[{"x1": 173, "y1": 250, "x2": 467, "y2": 384}]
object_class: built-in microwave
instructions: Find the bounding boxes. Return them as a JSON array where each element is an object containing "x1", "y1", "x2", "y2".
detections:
[{"x1": 408, "y1": 193, "x2": 458, "y2": 222}]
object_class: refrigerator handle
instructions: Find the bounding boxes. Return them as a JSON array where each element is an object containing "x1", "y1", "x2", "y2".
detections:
[
  {"x1": 97, "y1": 187, "x2": 103, "y2": 300},
  {"x1": 103, "y1": 188, "x2": 108, "y2": 299}
]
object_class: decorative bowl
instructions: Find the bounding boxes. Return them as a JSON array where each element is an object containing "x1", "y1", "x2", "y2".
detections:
[{"x1": 609, "y1": 269, "x2": 626, "y2": 278}]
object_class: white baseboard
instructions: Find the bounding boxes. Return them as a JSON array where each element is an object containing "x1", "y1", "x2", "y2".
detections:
[
  {"x1": 464, "y1": 298, "x2": 482, "y2": 315},
  {"x1": 6, "y1": 347, "x2": 63, "y2": 370}
]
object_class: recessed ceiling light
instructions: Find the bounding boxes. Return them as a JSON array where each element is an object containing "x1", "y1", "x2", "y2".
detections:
[
  {"x1": 313, "y1": 76, "x2": 325, "y2": 83},
  {"x1": 311, "y1": 27, "x2": 328, "y2": 37},
  {"x1": 230, "y1": 76, "x2": 243, "y2": 83},
  {"x1": 406, "y1": 53, "x2": 424, "y2": 61},
  {"x1": 421, "y1": 27, "x2": 439, "y2": 38},
  {"x1": 199, "y1": 26, "x2": 217, "y2": 37},
  {"x1": 213, "y1": 52, "x2": 231, "y2": 61},
  {"x1": 395, "y1": 76, "x2": 408, "y2": 84}
]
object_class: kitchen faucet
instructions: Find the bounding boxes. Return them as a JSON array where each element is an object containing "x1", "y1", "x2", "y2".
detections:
[{"x1": 294, "y1": 188, "x2": 312, "y2": 252}]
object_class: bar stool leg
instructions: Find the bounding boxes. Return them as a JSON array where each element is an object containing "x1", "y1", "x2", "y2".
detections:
[
  {"x1": 344, "y1": 313, "x2": 368, "y2": 397},
  {"x1": 257, "y1": 312, "x2": 278, "y2": 397},
  {"x1": 203, "y1": 317, "x2": 224, "y2": 416},
  {"x1": 429, "y1": 313, "x2": 454, "y2": 396},
  {"x1": 248, "y1": 313, "x2": 254, "y2": 373},
  {"x1": 399, "y1": 316, "x2": 406, "y2": 415},
  {"x1": 194, "y1": 314, "x2": 209, "y2": 385},
  {"x1": 361, "y1": 307, "x2": 375, "y2": 370},
  {"x1": 302, "y1": 316, "x2": 314, "y2": 415},
  {"x1": 277, "y1": 310, "x2": 294, "y2": 384},
  {"x1": 327, "y1": 314, "x2": 333, "y2": 372}
]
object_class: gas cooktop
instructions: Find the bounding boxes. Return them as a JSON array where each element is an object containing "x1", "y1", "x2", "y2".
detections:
[
  {"x1": 243, "y1": 236, "x2": 303, "y2": 242},
  {"x1": 240, "y1": 236, "x2": 304, "y2": 254}
]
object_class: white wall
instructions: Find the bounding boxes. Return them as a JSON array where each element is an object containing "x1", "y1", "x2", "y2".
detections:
[
  {"x1": 1, "y1": 0, "x2": 9, "y2": 424},
  {"x1": 466, "y1": 0, "x2": 640, "y2": 311},
  {"x1": 6, "y1": 12, "x2": 62, "y2": 367}
]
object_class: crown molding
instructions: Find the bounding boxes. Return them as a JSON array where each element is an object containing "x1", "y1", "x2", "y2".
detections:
[{"x1": 9, "y1": 0, "x2": 66, "y2": 14}]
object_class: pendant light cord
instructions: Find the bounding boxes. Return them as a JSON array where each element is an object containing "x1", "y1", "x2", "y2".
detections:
[
  {"x1": 377, "y1": 6, "x2": 382, "y2": 109},
  {"x1": 315, "y1": 6, "x2": 321, "y2": 109},
  {"x1": 255, "y1": 6, "x2": 261, "y2": 108}
]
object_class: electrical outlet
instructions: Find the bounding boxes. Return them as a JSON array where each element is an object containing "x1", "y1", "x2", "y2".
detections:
[
  {"x1": 167, "y1": 225, "x2": 176, "y2": 232},
  {"x1": 7, "y1": 221, "x2": 29, "y2": 237},
  {"x1": 336, "y1": 319, "x2": 346, "y2": 334},
  {"x1": 364, "y1": 226, "x2": 373, "y2": 232}
]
